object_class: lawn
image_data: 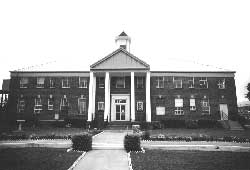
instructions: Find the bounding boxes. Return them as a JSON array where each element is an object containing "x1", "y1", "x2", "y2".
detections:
[
  {"x1": 0, "y1": 148, "x2": 82, "y2": 170},
  {"x1": 131, "y1": 150, "x2": 250, "y2": 170},
  {"x1": 147, "y1": 128, "x2": 250, "y2": 138}
]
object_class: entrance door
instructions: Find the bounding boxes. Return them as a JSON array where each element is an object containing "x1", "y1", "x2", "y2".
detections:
[
  {"x1": 111, "y1": 95, "x2": 130, "y2": 121},
  {"x1": 116, "y1": 104, "x2": 126, "y2": 120},
  {"x1": 219, "y1": 104, "x2": 228, "y2": 120}
]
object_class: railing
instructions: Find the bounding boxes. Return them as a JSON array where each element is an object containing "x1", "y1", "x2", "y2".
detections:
[{"x1": 220, "y1": 111, "x2": 228, "y2": 120}]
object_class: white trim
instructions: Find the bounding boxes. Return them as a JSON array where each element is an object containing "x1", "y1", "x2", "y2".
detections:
[
  {"x1": 131, "y1": 72, "x2": 135, "y2": 121},
  {"x1": 146, "y1": 71, "x2": 151, "y2": 122}
]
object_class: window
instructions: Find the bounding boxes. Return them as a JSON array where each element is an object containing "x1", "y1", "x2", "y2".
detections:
[
  {"x1": 190, "y1": 99, "x2": 196, "y2": 111},
  {"x1": 173, "y1": 77, "x2": 182, "y2": 88},
  {"x1": 60, "y1": 95, "x2": 69, "y2": 111},
  {"x1": 116, "y1": 77, "x2": 125, "y2": 88},
  {"x1": 48, "y1": 95, "x2": 54, "y2": 110},
  {"x1": 20, "y1": 78, "x2": 28, "y2": 88},
  {"x1": 188, "y1": 77, "x2": 195, "y2": 88},
  {"x1": 201, "y1": 98, "x2": 210, "y2": 115},
  {"x1": 199, "y1": 77, "x2": 208, "y2": 88},
  {"x1": 98, "y1": 102, "x2": 105, "y2": 111},
  {"x1": 137, "y1": 77, "x2": 144, "y2": 88},
  {"x1": 137, "y1": 101, "x2": 143, "y2": 111},
  {"x1": 34, "y1": 95, "x2": 42, "y2": 114},
  {"x1": 78, "y1": 96, "x2": 86, "y2": 114},
  {"x1": 175, "y1": 99, "x2": 184, "y2": 115},
  {"x1": 218, "y1": 78, "x2": 225, "y2": 89},
  {"x1": 36, "y1": 77, "x2": 45, "y2": 88},
  {"x1": 17, "y1": 95, "x2": 25, "y2": 113},
  {"x1": 98, "y1": 77, "x2": 105, "y2": 88},
  {"x1": 156, "y1": 77, "x2": 164, "y2": 88},
  {"x1": 49, "y1": 78, "x2": 55, "y2": 88},
  {"x1": 62, "y1": 78, "x2": 70, "y2": 88},
  {"x1": 79, "y1": 77, "x2": 88, "y2": 88},
  {"x1": 156, "y1": 106, "x2": 165, "y2": 115}
]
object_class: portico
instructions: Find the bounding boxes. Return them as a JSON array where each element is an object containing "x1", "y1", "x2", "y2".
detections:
[{"x1": 88, "y1": 47, "x2": 151, "y2": 123}]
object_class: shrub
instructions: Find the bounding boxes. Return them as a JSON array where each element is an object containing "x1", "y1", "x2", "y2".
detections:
[
  {"x1": 72, "y1": 133, "x2": 92, "y2": 151},
  {"x1": 64, "y1": 118, "x2": 87, "y2": 128},
  {"x1": 124, "y1": 134, "x2": 141, "y2": 152},
  {"x1": 197, "y1": 119, "x2": 218, "y2": 128},
  {"x1": 141, "y1": 130, "x2": 150, "y2": 140},
  {"x1": 185, "y1": 120, "x2": 198, "y2": 129},
  {"x1": 161, "y1": 119, "x2": 185, "y2": 128}
]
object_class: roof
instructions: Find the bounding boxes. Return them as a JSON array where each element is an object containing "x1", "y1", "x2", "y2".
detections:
[
  {"x1": 90, "y1": 47, "x2": 150, "y2": 70},
  {"x1": 119, "y1": 31, "x2": 128, "y2": 36}
]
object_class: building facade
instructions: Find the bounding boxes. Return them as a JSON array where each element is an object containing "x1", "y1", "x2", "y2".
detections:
[{"x1": 8, "y1": 32, "x2": 238, "y2": 125}]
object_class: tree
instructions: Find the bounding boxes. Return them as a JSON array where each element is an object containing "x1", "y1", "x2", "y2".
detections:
[{"x1": 246, "y1": 83, "x2": 250, "y2": 101}]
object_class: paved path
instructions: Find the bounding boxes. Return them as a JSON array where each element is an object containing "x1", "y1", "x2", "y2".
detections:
[{"x1": 73, "y1": 130, "x2": 130, "y2": 170}]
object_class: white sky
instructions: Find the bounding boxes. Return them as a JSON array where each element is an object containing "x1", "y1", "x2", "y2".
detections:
[{"x1": 0, "y1": 0, "x2": 250, "y2": 102}]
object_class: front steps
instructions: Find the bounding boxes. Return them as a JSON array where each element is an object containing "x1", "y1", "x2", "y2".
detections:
[
  {"x1": 218, "y1": 120, "x2": 244, "y2": 130},
  {"x1": 105, "y1": 121, "x2": 132, "y2": 130}
]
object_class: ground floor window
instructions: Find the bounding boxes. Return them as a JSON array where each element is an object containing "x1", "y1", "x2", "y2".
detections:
[
  {"x1": 98, "y1": 101, "x2": 105, "y2": 111},
  {"x1": 17, "y1": 96, "x2": 25, "y2": 113},
  {"x1": 137, "y1": 101, "x2": 143, "y2": 111},
  {"x1": 78, "y1": 97, "x2": 86, "y2": 114},
  {"x1": 175, "y1": 99, "x2": 184, "y2": 115},
  {"x1": 60, "y1": 95, "x2": 69, "y2": 111},
  {"x1": 156, "y1": 106, "x2": 165, "y2": 115},
  {"x1": 48, "y1": 95, "x2": 54, "y2": 110},
  {"x1": 201, "y1": 98, "x2": 210, "y2": 115},
  {"x1": 190, "y1": 99, "x2": 196, "y2": 111},
  {"x1": 34, "y1": 95, "x2": 42, "y2": 114}
]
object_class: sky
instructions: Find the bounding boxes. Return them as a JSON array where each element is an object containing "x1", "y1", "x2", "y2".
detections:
[{"x1": 0, "y1": 0, "x2": 250, "y2": 102}]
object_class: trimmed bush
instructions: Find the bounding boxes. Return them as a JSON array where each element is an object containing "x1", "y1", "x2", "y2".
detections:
[
  {"x1": 141, "y1": 130, "x2": 150, "y2": 140},
  {"x1": 197, "y1": 119, "x2": 218, "y2": 128},
  {"x1": 185, "y1": 120, "x2": 198, "y2": 129},
  {"x1": 124, "y1": 134, "x2": 141, "y2": 152},
  {"x1": 161, "y1": 119, "x2": 186, "y2": 128},
  {"x1": 64, "y1": 118, "x2": 87, "y2": 128},
  {"x1": 72, "y1": 133, "x2": 92, "y2": 151}
]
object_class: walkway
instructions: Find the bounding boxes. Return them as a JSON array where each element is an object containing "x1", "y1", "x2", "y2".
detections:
[{"x1": 72, "y1": 130, "x2": 131, "y2": 170}]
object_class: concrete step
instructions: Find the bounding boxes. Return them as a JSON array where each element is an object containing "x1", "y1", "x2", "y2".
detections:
[{"x1": 228, "y1": 120, "x2": 244, "y2": 131}]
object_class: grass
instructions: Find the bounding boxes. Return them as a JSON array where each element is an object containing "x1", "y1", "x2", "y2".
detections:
[
  {"x1": 0, "y1": 148, "x2": 81, "y2": 170},
  {"x1": 147, "y1": 128, "x2": 250, "y2": 138},
  {"x1": 131, "y1": 150, "x2": 250, "y2": 170}
]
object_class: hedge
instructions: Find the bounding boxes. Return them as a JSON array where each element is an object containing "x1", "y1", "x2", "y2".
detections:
[
  {"x1": 72, "y1": 133, "x2": 92, "y2": 151},
  {"x1": 124, "y1": 134, "x2": 141, "y2": 152}
]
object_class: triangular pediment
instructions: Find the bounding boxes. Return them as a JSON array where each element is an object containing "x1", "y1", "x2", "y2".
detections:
[{"x1": 90, "y1": 48, "x2": 150, "y2": 70}]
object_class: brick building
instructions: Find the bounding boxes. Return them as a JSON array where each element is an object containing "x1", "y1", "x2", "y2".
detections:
[{"x1": 7, "y1": 32, "x2": 238, "y2": 126}]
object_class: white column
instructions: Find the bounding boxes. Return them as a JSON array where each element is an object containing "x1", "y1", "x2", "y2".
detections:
[
  {"x1": 92, "y1": 75, "x2": 96, "y2": 119},
  {"x1": 146, "y1": 71, "x2": 151, "y2": 122},
  {"x1": 131, "y1": 72, "x2": 135, "y2": 121},
  {"x1": 104, "y1": 72, "x2": 110, "y2": 121},
  {"x1": 88, "y1": 71, "x2": 93, "y2": 121}
]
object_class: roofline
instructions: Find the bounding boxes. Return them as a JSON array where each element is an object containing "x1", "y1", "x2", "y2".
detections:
[
  {"x1": 10, "y1": 71, "x2": 90, "y2": 73},
  {"x1": 151, "y1": 71, "x2": 236, "y2": 73},
  {"x1": 90, "y1": 47, "x2": 150, "y2": 68}
]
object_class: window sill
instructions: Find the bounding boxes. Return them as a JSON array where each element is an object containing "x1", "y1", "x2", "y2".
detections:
[
  {"x1": 79, "y1": 87, "x2": 87, "y2": 89},
  {"x1": 62, "y1": 87, "x2": 70, "y2": 88}
]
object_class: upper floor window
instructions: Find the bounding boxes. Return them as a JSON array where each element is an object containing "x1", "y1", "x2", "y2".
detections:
[
  {"x1": 190, "y1": 98, "x2": 196, "y2": 111},
  {"x1": 175, "y1": 98, "x2": 184, "y2": 115},
  {"x1": 173, "y1": 77, "x2": 182, "y2": 88},
  {"x1": 218, "y1": 78, "x2": 226, "y2": 89},
  {"x1": 79, "y1": 77, "x2": 88, "y2": 88},
  {"x1": 116, "y1": 77, "x2": 125, "y2": 88},
  {"x1": 48, "y1": 94, "x2": 54, "y2": 110},
  {"x1": 36, "y1": 77, "x2": 45, "y2": 88},
  {"x1": 98, "y1": 101, "x2": 105, "y2": 111},
  {"x1": 62, "y1": 78, "x2": 70, "y2": 88},
  {"x1": 98, "y1": 77, "x2": 105, "y2": 88},
  {"x1": 156, "y1": 77, "x2": 164, "y2": 88},
  {"x1": 156, "y1": 106, "x2": 165, "y2": 115},
  {"x1": 49, "y1": 78, "x2": 55, "y2": 88},
  {"x1": 17, "y1": 95, "x2": 25, "y2": 113},
  {"x1": 60, "y1": 95, "x2": 69, "y2": 111},
  {"x1": 34, "y1": 95, "x2": 42, "y2": 114},
  {"x1": 137, "y1": 77, "x2": 144, "y2": 88},
  {"x1": 188, "y1": 77, "x2": 195, "y2": 88},
  {"x1": 199, "y1": 77, "x2": 208, "y2": 88},
  {"x1": 20, "y1": 78, "x2": 28, "y2": 88}
]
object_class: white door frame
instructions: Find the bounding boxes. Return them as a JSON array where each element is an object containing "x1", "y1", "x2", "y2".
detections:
[{"x1": 111, "y1": 94, "x2": 130, "y2": 121}]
